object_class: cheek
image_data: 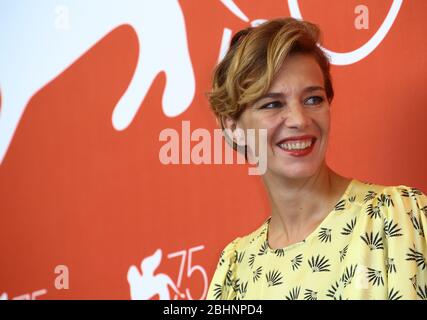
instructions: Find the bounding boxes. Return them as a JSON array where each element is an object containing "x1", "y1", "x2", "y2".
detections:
[
  {"x1": 322, "y1": 118, "x2": 330, "y2": 135},
  {"x1": 239, "y1": 115, "x2": 279, "y2": 156},
  {"x1": 316, "y1": 110, "x2": 331, "y2": 135}
]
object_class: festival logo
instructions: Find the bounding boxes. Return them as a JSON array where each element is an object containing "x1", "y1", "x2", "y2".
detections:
[
  {"x1": 127, "y1": 246, "x2": 208, "y2": 300},
  {"x1": 218, "y1": 0, "x2": 402, "y2": 64},
  {"x1": 0, "y1": 0, "x2": 195, "y2": 164}
]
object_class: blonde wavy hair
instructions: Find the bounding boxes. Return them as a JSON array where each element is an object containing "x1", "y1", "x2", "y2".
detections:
[{"x1": 208, "y1": 17, "x2": 334, "y2": 136}]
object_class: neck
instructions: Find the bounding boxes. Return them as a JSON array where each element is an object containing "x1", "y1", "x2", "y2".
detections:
[{"x1": 262, "y1": 164, "x2": 349, "y2": 248}]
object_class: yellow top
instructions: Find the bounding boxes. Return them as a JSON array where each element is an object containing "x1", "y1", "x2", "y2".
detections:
[{"x1": 207, "y1": 179, "x2": 427, "y2": 300}]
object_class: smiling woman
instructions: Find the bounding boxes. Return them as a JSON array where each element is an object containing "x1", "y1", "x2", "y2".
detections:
[{"x1": 206, "y1": 17, "x2": 427, "y2": 300}]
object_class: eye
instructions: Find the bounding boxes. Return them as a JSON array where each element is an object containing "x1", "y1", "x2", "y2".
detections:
[
  {"x1": 304, "y1": 96, "x2": 324, "y2": 106},
  {"x1": 259, "y1": 101, "x2": 282, "y2": 109}
]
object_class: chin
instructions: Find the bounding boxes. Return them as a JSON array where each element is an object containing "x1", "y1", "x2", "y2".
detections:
[
  {"x1": 282, "y1": 169, "x2": 318, "y2": 180},
  {"x1": 268, "y1": 161, "x2": 323, "y2": 180}
]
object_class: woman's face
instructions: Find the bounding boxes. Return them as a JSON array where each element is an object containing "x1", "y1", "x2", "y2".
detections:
[{"x1": 234, "y1": 53, "x2": 330, "y2": 179}]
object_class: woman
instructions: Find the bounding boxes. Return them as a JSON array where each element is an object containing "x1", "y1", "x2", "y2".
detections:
[{"x1": 206, "y1": 18, "x2": 427, "y2": 300}]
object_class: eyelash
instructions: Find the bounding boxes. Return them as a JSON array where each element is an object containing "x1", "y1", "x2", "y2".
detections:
[
  {"x1": 259, "y1": 96, "x2": 324, "y2": 109},
  {"x1": 305, "y1": 96, "x2": 324, "y2": 105},
  {"x1": 259, "y1": 101, "x2": 282, "y2": 109}
]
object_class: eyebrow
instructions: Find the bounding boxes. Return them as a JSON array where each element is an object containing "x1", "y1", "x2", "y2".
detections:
[{"x1": 255, "y1": 86, "x2": 326, "y2": 103}]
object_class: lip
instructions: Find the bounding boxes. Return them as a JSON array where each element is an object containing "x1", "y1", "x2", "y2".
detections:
[
  {"x1": 276, "y1": 135, "x2": 316, "y2": 145},
  {"x1": 276, "y1": 135, "x2": 317, "y2": 157}
]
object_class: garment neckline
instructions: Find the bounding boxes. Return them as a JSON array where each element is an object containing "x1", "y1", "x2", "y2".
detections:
[{"x1": 262, "y1": 178, "x2": 356, "y2": 253}]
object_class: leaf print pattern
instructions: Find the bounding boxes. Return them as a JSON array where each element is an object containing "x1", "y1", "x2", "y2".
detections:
[
  {"x1": 410, "y1": 275, "x2": 417, "y2": 290},
  {"x1": 340, "y1": 265, "x2": 357, "y2": 288},
  {"x1": 384, "y1": 218, "x2": 403, "y2": 238},
  {"x1": 234, "y1": 251, "x2": 245, "y2": 264},
  {"x1": 401, "y1": 187, "x2": 423, "y2": 198},
  {"x1": 360, "y1": 232, "x2": 384, "y2": 250},
  {"x1": 291, "y1": 254, "x2": 303, "y2": 271},
  {"x1": 406, "y1": 246, "x2": 426, "y2": 270},
  {"x1": 326, "y1": 281, "x2": 343, "y2": 300},
  {"x1": 253, "y1": 266, "x2": 262, "y2": 283},
  {"x1": 285, "y1": 286, "x2": 301, "y2": 300},
  {"x1": 266, "y1": 270, "x2": 283, "y2": 287},
  {"x1": 377, "y1": 193, "x2": 394, "y2": 207},
  {"x1": 388, "y1": 288, "x2": 402, "y2": 300},
  {"x1": 348, "y1": 195, "x2": 356, "y2": 203},
  {"x1": 308, "y1": 255, "x2": 331, "y2": 272},
  {"x1": 339, "y1": 244, "x2": 349, "y2": 262},
  {"x1": 341, "y1": 218, "x2": 357, "y2": 235},
  {"x1": 207, "y1": 180, "x2": 427, "y2": 300},
  {"x1": 364, "y1": 191, "x2": 377, "y2": 203},
  {"x1": 275, "y1": 248, "x2": 285, "y2": 257},
  {"x1": 407, "y1": 210, "x2": 425, "y2": 237},
  {"x1": 236, "y1": 281, "x2": 248, "y2": 299},
  {"x1": 334, "y1": 199, "x2": 346, "y2": 211},
  {"x1": 304, "y1": 289, "x2": 318, "y2": 300},
  {"x1": 318, "y1": 228, "x2": 332, "y2": 243},
  {"x1": 366, "y1": 203, "x2": 382, "y2": 219},
  {"x1": 367, "y1": 268, "x2": 384, "y2": 286},
  {"x1": 248, "y1": 253, "x2": 256, "y2": 269},
  {"x1": 386, "y1": 258, "x2": 396, "y2": 273},
  {"x1": 231, "y1": 278, "x2": 240, "y2": 293},
  {"x1": 258, "y1": 241, "x2": 268, "y2": 256},
  {"x1": 417, "y1": 285, "x2": 427, "y2": 300},
  {"x1": 218, "y1": 250, "x2": 225, "y2": 267},
  {"x1": 225, "y1": 269, "x2": 233, "y2": 287},
  {"x1": 212, "y1": 283, "x2": 223, "y2": 300}
]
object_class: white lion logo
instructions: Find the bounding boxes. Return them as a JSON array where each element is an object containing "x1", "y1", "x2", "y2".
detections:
[
  {"x1": 0, "y1": 0, "x2": 195, "y2": 164},
  {"x1": 127, "y1": 249, "x2": 184, "y2": 300}
]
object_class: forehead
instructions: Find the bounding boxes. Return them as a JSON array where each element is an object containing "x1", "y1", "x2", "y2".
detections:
[{"x1": 268, "y1": 54, "x2": 324, "y2": 93}]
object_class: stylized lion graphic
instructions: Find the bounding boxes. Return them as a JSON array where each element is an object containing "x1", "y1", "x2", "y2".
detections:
[{"x1": 0, "y1": 0, "x2": 195, "y2": 164}]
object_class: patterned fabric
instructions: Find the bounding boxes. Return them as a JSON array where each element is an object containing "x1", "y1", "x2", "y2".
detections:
[{"x1": 206, "y1": 179, "x2": 427, "y2": 300}]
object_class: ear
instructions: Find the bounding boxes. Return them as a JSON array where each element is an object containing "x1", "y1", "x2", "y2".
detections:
[{"x1": 219, "y1": 116, "x2": 246, "y2": 147}]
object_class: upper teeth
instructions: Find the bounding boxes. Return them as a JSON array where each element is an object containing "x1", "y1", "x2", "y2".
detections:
[{"x1": 279, "y1": 139, "x2": 312, "y2": 150}]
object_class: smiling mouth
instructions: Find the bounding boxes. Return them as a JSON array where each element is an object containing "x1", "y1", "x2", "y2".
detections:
[{"x1": 277, "y1": 137, "x2": 316, "y2": 150}]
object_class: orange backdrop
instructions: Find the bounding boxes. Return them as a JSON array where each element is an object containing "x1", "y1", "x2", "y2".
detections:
[{"x1": 0, "y1": 0, "x2": 426, "y2": 299}]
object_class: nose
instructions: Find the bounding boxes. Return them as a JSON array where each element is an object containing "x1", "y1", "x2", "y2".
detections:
[{"x1": 282, "y1": 102, "x2": 311, "y2": 129}]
